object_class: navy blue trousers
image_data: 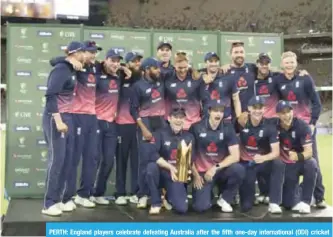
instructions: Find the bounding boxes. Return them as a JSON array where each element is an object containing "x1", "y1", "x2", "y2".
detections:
[
  {"x1": 43, "y1": 113, "x2": 74, "y2": 208},
  {"x1": 63, "y1": 114, "x2": 98, "y2": 202},
  {"x1": 282, "y1": 158, "x2": 318, "y2": 209},
  {"x1": 115, "y1": 123, "x2": 139, "y2": 197},
  {"x1": 92, "y1": 120, "x2": 118, "y2": 197},
  {"x1": 137, "y1": 116, "x2": 166, "y2": 198},
  {"x1": 146, "y1": 162, "x2": 188, "y2": 213},
  {"x1": 192, "y1": 163, "x2": 245, "y2": 212},
  {"x1": 239, "y1": 159, "x2": 285, "y2": 212}
]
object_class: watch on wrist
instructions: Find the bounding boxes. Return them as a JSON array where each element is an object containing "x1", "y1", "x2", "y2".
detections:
[{"x1": 215, "y1": 164, "x2": 220, "y2": 169}]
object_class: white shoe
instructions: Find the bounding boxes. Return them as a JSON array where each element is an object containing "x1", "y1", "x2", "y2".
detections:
[
  {"x1": 42, "y1": 203, "x2": 62, "y2": 216},
  {"x1": 61, "y1": 200, "x2": 76, "y2": 212},
  {"x1": 115, "y1": 196, "x2": 128, "y2": 205},
  {"x1": 90, "y1": 196, "x2": 110, "y2": 205},
  {"x1": 263, "y1": 197, "x2": 270, "y2": 204},
  {"x1": 268, "y1": 203, "x2": 282, "y2": 214},
  {"x1": 137, "y1": 196, "x2": 148, "y2": 209},
  {"x1": 256, "y1": 195, "x2": 265, "y2": 203},
  {"x1": 74, "y1": 196, "x2": 96, "y2": 208},
  {"x1": 299, "y1": 202, "x2": 311, "y2": 214},
  {"x1": 129, "y1": 195, "x2": 138, "y2": 204},
  {"x1": 162, "y1": 198, "x2": 172, "y2": 211},
  {"x1": 316, "y1": 200, "x2": 327, "y2": 209},
  {"x1": 292, "y1": 202, "x2": 303, "y2": 212},
  {"x1": 217, "y1": 197, "x2": 233, "y2": 212}
]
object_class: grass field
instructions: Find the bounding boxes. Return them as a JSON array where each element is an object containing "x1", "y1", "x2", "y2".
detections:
[{"x1": 0, "y1": 131, "x2": 332, "y2": 215}]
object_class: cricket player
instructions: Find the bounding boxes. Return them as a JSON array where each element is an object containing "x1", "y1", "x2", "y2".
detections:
[
  {"x1": 277, "y1": 101, "x2": 318, "y2": 213},
  {"x1": 129, "y1": 57, "x2": 166, "y2": 208},
  {"x1": 42, "y1": 41, "x2": 85, "y2": 216},
  {"x1": 156, "y1": 41, "x2": 174, "y2": 78},
  {"x1": 190, "y1": 100, "x2": 245, "y2": 213},
  {"x1": 115, "y1": 52, "x2": 143, "y2": 205}
]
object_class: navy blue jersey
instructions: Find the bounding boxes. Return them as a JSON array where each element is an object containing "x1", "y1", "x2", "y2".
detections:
[
  {"x1": 239, "y1": 117, "x2": 279, "y2": 161},
  {"x1": 278, "y1": 118, "x2": 313, "y2": 164},
  {"x1": 200, "y1": 73, "x2": 239, "y2": 120},
  {"x1": 149, "y1": 125, "x2": 195, "y2": 165},
  {"x1": 129, "y1": 77, "x2": 165, "y2": 120},
  {"x1": 159, "y1": 61, "x2": 174, "y2": 80},
  {"x1": 275, "y1": 74, "x2": 322, "y2": 125},
  {"x1": 45, "y1": 59, "x2": 76, "y2": 114},
  {"x1": 164, "y1": 71, "x2": 203, "y2": 130},
  {"x1": 190, "y1": 119, "x2": 239, "y2": 173}
]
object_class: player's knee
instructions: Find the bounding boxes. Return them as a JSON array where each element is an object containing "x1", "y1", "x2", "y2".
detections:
[
  {"x1": 192, "y1": 200, "x2": 211, "y2": 213},
  {"x1": 231, "y1": 163, "x2": 246, "y2": 180},
  {"x1": 173, "y1": 200, "x2": 189, "y2": 214},
  {"x1": 146, "y1": 162, "x2": 159, "y2": 177}
]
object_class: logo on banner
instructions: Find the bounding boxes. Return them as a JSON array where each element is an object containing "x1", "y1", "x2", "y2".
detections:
[
  {"x1": 36, "y1": 125, "x2": 42, "y2": 132},
  {"x1": 20, "y1": 28, "x2": 27, "y2": 39},
  {"x1": 14, "y1": 125, "x2": 31, "y2": 131},
  {"x1": 35, "y1": 168, "x2": 47, "y2": 172},
  {"x1": 14, "y1": 112, "x2": 32, "y2": 118},
  {"x1": 201, "y1": 36, "x2": 208, "y2": 46},
  {"x1": 248, "y1": 37, "x2": 255, "y2": 47},
  {"x1": 38, "y1": 31, "x2": 53, "y2": 37},
  {"x1": 37, "y1": 139, "x2": 47, "y2": 146},
  {"x1": 130, "y1": 35, "x2": 147, "y2": 40},
  {"x1": 37, "y1": 181, "x2": 46, "y2": 188},
  {"x1": 15, "y1": 99, "x2": 33, "y2": 105},
  {"x1": 110, "y1": 34, "x2": 125, "y2": 40},
  {"x1": 158, "y1": 36, "x2": 173, "y2": 43},
  {"x1": 13, "y1": 154, "x2": 32, "y2": 160},
  {"x1": 14, "y1": 44, "x2": 33, "y2": 50},
  {"x1": 16, "y1": 71, "x2": 31, "y2": 77},
  {"x1": 14, "y1": 168, "x2": 30, "y2": 174},
  {"x1": 59, "y1": 31, "x2": 75, "y2": 38},
  {"x1": 111, "y1": 47, "x2": 125, "y2": 54},
  {"x1": 14, "y1": 182, "x2": 30, "y2": 188},
  {"x1": 264, "y1": 40, "x2": 275, "y2": 44},
  {"x1": 178, "y1": 37, "x2": 194, "y2": 42},
  {"x1": 19, "y1": 83, "x2": 27, "y2": 94},
  {"x1": 42, "y1": 43, "x2": 49, "y2": 53},
  {"x1": 18, "y1": 137, "x2": 26, "y2": 148},
  {"x1": 41, "y1": 151, "x2": 48, "y2": 162},
  {"x1": 90, "y1": 33, "x2": 104, "y2": 39},
  {"x1": 37, "y1": 72, "x2": 48, "y2": 79},
  {"x1": 17, "y1": 57, "x2": 32, "y2": 64},
  {"x1": 38, "y1": 58, "x2": 49, "y2": 64},
  {"x1": 37, "y1": 85, "x2": 47, "y2": 91}
]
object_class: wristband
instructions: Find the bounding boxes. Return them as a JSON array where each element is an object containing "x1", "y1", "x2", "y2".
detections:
[{"x1": 297, "y1": 152, "x2": 305, "y2": 162}]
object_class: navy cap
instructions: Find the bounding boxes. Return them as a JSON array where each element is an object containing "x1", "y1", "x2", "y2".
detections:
[
  {"x1": 208, "y1": 99, "x2": 226, "y2": 109},
  {"x1": 125, "y1": 52, "x2": 143, "y2": 63},
  {"x1": 204, "y1": 52, "x2": 220, "y2": 61},
  {"x1": 157, "y1": 42, "x2": 172, "y2": 50},
  {"x1": 170, "y1": 104, "x2": 186, "y2": 117},
  {"x1": 248, "y1": 96, "x2": 265, "y2": 107},
  {"x1": 140, "y1": 57, "x2": 159, "y2": 70},
  {"x1": 105, "y1": 49, "x2": 123, "y2": 60},
  {"x1": 83, "y1": 41, "x2": 102, "y2": 52},
  {"x1": 276, "y1": 100, "x2": 293, "y2": 113},
  {"x1": 257, "y1": 53, "x2": 271, "y2": 64},
  {"x1": 66, "y1": 41, "x2": 84, "y2": 54}
]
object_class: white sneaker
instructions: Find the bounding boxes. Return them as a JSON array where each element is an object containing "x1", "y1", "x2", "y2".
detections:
[
  {"x1": 263, "y1": 196, "x2": 270, "y2": 204},
  {"x1": 162, "y1": 198, "x2": 172, "y2": 211},
  {"x1": 256, "y1": 195, "x2": 265, "y2": 203},
  {"x1": 115, "y1": 196, "x2": 128, "y2": 205},
  {"x1": 90, "y1": 196, "x2": 110, "y2": 205},
  {"x1": 217, "y1": 197, "x2": 233, "y2": 212},
  {"x1": 129, "y1": 195, "x2": 138, "y2": 204},
  {"x1": 61, "y1": 200, "x2": 76, "y2": 212},
  {"x1": 42, "y1": 203, "x2": 62, "y2": 216},
  {"x1": 74, "y1": 196, "x2": 96, "y2": 208},
  {"x1": 299, "y1": 202, "x2": 311, "y2": 214},
  {"x1": 137, "y1": 196, "x2": 148, "y2": 209},
  {"x1": 292, "y1": 202, "x2": 303, "y2": 212},
  {"x1": 268, "y1": 203, "x2": 282, "y2": 214}
]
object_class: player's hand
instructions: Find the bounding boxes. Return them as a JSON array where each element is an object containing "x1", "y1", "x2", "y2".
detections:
[
  {"x1": 220, "y1": 64, "x2": 231, "y2": 74},
  {"x1": 56, "y1": 121, "x2": 68, "y2": 133},
  {"x1": 121, "y1": 66, "x2": 132, "y2": 79},
  {"x1": 237, "y1": 112, "x2": 249, "y2": 127},
  {"x1": 253, "y1": 154, "x2": 266, "y2": 164},
  {"x1": 193, "y1": 175, "x2": 204, "y2": 190},
  {"x1": 298, "y1": 70, "x2": 309, "y2": 76},
  {"x1": 169, "y1": 165, "x2": 178, "y2": 182},
  {"x1": 66, "y1": 58, "x2": 83, "y2": 71},
  {"x1": 204, "y1": 166, "x2": 217, "y2": 182},
  {"x1": 202, "y1": 73, "x2": 214, "y2": 84},
  {"x1": 142, "y1": 128, "x2": 153, "y2": 141},
  {"x1": 289, "y1": 151, "x2": 298, "y2": 161}
]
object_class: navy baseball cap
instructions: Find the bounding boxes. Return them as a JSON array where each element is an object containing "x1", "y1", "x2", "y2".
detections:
[
  {"x1": 157, "y1": 41, "x2": 172, "y2": 50},
  {"x1": 170, "y1": 105, "x2": 186, "y2": 117},
  {"x1": 248, "y1": 96, "x2": 265, "y2": 107},
  {"x1": 125, "y1": 52, "x2": 143, "y2": 63},
  {"x1": 66, "y1": 41, "x2": 84, "y2": 54},
  {"x1": 105, "y1": 49, "x2": 123, "y2": 59},
  {"x1": 209, "y1": 99, "x2": 226, "y2": 110},
  {"x1": 276, "y1": 100, "x2": 293, "y2": 113},
  {"x1": 204, "y1": 52, "x2": 220, "y2": 61},
  {"x1": 140, "y1": 57, "x2": 159, "y2": 70},
  {"x1": 257, "y1": 53, "x2": 271, "y2": 64},
  {"x1": 83, "y1": 41, "x2": 102, "y2": 52}
]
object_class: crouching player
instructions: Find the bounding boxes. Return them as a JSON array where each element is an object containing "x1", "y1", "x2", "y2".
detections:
[
  {"x1": 190, "y1": 100, "x2": 245, "y2": 212},
  {"x1": 277, "y1": 101, "x2": 318, "y2": 214},
  {"x1": 238, "y1": 96, "x2": 284, "y2": 214},
  {"x1": 145, "y1": 106, "x2": 194, "y2": 214}
]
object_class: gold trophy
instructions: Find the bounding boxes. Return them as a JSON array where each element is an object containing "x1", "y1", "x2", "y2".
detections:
[{"x1": 176, "y1": 140, "x2": 192, "y2": 183}]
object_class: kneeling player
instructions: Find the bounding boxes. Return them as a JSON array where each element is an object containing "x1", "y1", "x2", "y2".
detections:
[
  {"x1": 190, "y1": 100, "x2": 245, "y2": 213},
  {"x1": 145, "y1": 106, "x2": 194, "y2": 214},
  {"x1": 238, "y1": 97, "x2": 284, "y2": 213},
  {"x1": 277, "y1": 101, "x2": 318, "y2": 214}
]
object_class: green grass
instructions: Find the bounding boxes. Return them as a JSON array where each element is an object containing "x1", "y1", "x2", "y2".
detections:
[{"x1": 0, "y1": 132, "x2": 332, "y2": 215}]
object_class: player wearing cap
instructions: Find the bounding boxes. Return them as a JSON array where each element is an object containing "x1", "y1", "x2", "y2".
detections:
[
  {"x1": 164, "y1": 52, "x2": 203, "y2": 130},
  {"x1": 276, "y1": 100, "x2": 318, "y2": 214},
  {"x1": 190, "y1": 100, "x2": 245, "y2": 212},
  {"x1": 129, "y1": 57, "x2": 166, "y2": 208},
  {"x1": 237, "y1": 96, "x2": 284, "y2": 213},
  {"x1": 144, "y1": 106, "x2": 194, "y2": 214},
  {"x1": 156, "y1": 42, "x2": 174, "y2": 78},
  {"x1": 89, "y1": 49, "x2": 130, "y2": 205},
  {"x1": 200, "y1": 52, "x2": 241, "y2": 121},
  {"x1": 275, "y1": 51, "x2": 325, "y2": 208},
  {"x1": 115, "y1": 52, "x2": 143, "y2": 205},
  {"x1": 61, "y1": 40, "x2": 103, "y2": 209},
  {"x1": 42, "y1": 41, "x2": 85, "y2": 216}
]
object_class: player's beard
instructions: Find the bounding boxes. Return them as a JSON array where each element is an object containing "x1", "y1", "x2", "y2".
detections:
[
  {"x1": 149, "y1": 71, "x2": 160, "y2": 81},
  {"x1": 233, "y1": 57, "x2": 244, "y2": 67}
]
